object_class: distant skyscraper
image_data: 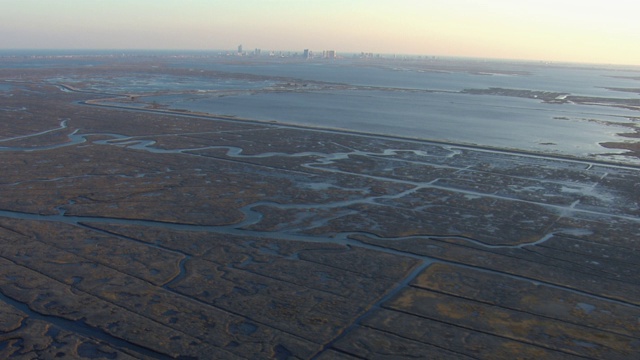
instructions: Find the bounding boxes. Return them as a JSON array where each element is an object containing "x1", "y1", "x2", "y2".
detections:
[
  {"x1": 237, "y1": 45, "x2": 243, "y2": 55},
  {"x1": 303, "y1": 49, "x2": 309, "y2": 59},
  {"x1": 325, "y1": 50, "x2": 336, "y2": 59}
]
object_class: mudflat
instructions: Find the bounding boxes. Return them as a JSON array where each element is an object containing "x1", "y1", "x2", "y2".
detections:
[{"x1": 1, "y1": 62, "x2": 639, "y2": 359}]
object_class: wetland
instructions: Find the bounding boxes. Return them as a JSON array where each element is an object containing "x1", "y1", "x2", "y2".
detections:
[{"x1": 0, "y1": 53, "x2": 639, "y2": 359}]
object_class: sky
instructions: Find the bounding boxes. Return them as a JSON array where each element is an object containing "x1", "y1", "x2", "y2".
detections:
[{"x1": 1, "y1": 0, "x2": 639, "y2": 65}]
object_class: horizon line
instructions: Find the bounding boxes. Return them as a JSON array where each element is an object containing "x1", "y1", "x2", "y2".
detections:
[{"x1": 1, "y1": 48, "x2": 639, "y2": 68}]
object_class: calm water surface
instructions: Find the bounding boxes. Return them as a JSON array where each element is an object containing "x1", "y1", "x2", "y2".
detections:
[
  {"x1": 4, "y1": 52, "x2": 639, "y2": 162},
  {"x1": 154, "y1": 59, "x2": 640, "y2": 160}
]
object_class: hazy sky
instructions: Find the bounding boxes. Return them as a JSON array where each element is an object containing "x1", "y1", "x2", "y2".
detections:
[{"x1": 2, "y1": 0, "x2": 639, "y2": 65}]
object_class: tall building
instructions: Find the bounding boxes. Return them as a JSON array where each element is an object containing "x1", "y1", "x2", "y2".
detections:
[
  {"x1": 325, "y1": 50, "x2": 336, "y2": 59},
  {"x1": 303, "y1": 49, "x2": 309, "y2": 59},
  {"x1": 237, "y1": 45, "x2": 243, "y2": 55}
]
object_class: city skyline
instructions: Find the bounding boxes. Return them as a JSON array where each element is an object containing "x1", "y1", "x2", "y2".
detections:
[{"x1": 1, "y1": 0, "x2": 639, "y2": 66}]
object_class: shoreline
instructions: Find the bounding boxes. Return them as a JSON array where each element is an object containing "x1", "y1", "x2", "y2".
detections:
[{"x1": 81, "y1": 98, "x2": 640, "y2": 170}]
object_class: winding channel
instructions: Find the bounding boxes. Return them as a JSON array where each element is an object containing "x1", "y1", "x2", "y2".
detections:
[
  {"x1": 1, "y1": 84, "x2": 639, "y2": 247},
  {"x1": 2, "y1": 83, "x2": 640, "y2": 309},
  {"x1": 1, "y1": 120, "x2": 638, "y2": 248}
]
